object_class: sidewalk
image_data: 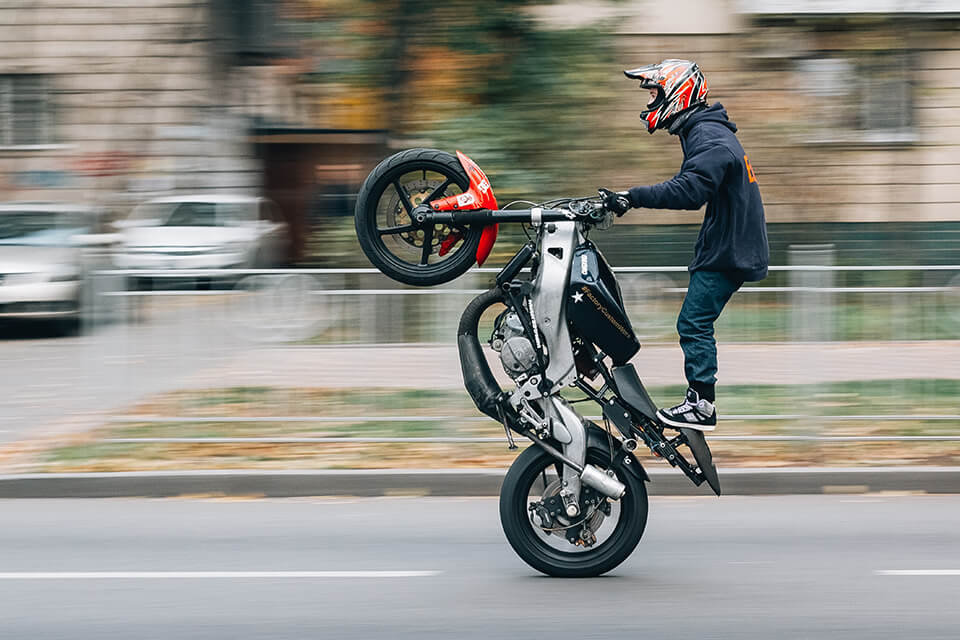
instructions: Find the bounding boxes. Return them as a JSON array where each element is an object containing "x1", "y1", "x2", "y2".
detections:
[
  {"x1": 1, "y1": 467, "x2": 958, "y2": 498},
  {"x1": 189, "y1": 341, "x2": 960, "y2": 390}
]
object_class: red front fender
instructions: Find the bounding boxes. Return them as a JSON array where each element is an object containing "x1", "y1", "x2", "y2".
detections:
[{"x1": 430, "y1": 150, "x2": 498, "y2": 267}]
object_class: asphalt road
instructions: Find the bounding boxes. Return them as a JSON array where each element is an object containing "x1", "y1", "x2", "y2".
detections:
[{"x1": 1, "y1": 495, "x2": 959, "y2": 639}]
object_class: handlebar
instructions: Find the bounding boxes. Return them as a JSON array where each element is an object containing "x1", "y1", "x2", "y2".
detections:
[{"x1": 415, "y1": 197, "x2": 611, "y2": 228}]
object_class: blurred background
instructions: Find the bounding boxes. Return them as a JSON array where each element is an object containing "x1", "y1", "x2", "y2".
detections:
[{"x1": 1, "y1": 0, "x2": 959, "y2": 473}]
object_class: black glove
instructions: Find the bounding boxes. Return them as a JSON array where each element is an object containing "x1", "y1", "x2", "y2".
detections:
[{"x1": 599, "y1": 188, "x2": 632, "y2": 217}]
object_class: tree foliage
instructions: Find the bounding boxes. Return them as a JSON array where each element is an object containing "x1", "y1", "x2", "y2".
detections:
[{"x1": 279, "y1": 0, "x2": 619, "y2": 200}]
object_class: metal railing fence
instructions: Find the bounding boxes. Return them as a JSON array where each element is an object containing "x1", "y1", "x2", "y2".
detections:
[
  {"x1": 87, "y1": 262, "x2": 960, "y2": 345},
  {"x1": 71, "y1": 258, "x2": 960, "y2": 445}
]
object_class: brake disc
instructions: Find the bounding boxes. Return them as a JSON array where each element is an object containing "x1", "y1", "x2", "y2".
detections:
[
  {"x1": 531, "y1": 479, "x2": 608, "y2": 547},
  {"x1": 385, "y1": 179, "x2": 456, "y2": 251}
]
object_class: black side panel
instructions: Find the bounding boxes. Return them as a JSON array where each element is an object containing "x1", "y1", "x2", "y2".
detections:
[
  {"x1": 593, "y1": 242, "x2": 628, "y2": 310},
  {"x1": 567, "y1": 243, "x2": 640, "y2": 365},
  {"x1": 611, "y1": 364, "x2": 658, "y2": 421}
]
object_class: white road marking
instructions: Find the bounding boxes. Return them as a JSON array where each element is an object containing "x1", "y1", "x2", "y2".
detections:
[
  {"x1": 0, "y1": 571, "x2": 441, "y2": 580},
  {"x1": 875, "y1": 570, "x2": 960, "y2": 576}
]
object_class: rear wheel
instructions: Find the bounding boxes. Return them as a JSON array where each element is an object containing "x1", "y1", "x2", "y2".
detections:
[
  {"x1": 354, "y1": 148, "x2": 483, "y2": 286},
  {"x1": 500, "y1": 445, "x2": 648, "y2": 577}
]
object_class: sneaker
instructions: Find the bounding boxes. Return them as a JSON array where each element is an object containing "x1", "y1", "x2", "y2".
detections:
[{"x1": 656, "y1": 388, "x2": 717, "y2": 432}]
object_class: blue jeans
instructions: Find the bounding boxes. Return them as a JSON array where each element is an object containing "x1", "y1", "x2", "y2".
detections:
[{"x1": 677, "y1": 270, "x2": 743, "y2": 387}]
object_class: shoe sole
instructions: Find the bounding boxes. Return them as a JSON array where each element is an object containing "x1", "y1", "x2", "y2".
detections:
[{"x1": 656, "y1": 410, "x2": 716, "y2": 432}]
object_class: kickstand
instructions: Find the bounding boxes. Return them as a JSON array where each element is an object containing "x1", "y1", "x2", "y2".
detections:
[{"x1": 497, "y1": 405, "x2": 518, "y2": 450}]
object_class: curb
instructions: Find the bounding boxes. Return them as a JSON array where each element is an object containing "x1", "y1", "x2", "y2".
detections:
[{"x1": 1, "y1": 467, "x2": 959, "y2": 498}]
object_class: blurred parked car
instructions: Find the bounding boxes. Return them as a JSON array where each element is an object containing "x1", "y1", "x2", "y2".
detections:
[
  {"x1": 113, "y1": 196, "x2": 290, "y2": 276},
  {"x1": 0, "y1": 203, "x2": 115, "y2": 334}
]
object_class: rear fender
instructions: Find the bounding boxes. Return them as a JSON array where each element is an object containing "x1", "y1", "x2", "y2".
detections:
[{"x1": 585, "y1": 422, "x2": 649, "y2": 483}]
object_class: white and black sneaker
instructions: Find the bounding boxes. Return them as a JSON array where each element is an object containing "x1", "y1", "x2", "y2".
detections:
[{"x1": 656, "y1": 388, "x2": 717, "y2": 432}]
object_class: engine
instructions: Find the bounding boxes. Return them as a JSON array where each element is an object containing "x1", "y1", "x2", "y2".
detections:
[{"x1": 491, "y1": 311, "x2": 539, "y2": 380}]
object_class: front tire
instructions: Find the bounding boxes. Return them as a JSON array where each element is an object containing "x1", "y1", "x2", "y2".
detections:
[
  {"x1": 354, "y1": 148, "x2": 483, "y2": 286},
  {"x1": 500, "y1": 445, "x2": 648, "y2": 577}
]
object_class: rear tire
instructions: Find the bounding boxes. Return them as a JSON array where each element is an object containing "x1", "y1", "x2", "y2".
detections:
[
  {"x1": 355, "y1": 148, "x2": 483, "y2": 286},
  {"x1": 500, "y1": 445, "x2": 648, "y2": 577}
]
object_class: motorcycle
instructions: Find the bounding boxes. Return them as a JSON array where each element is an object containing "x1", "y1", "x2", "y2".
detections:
[{"x1": 354, "y1": 148, "x2": 720, "y2": 577}]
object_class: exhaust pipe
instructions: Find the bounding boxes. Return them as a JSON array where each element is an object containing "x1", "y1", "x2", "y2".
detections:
[
  {"x1": 519, "y1": 431, "x2": 627, "y2": 501},
  {"x1": 457, "y1": 288, "x2": 507, "y2": 420},
  {"x1": 580, "y1": 464, "x2": 627, "y2": 500},
  {"x1": 513, "y1": 429, "x2": 626, "y2": 501},
  {"x1": 458, "y1": 289, "x2": 627, "y2": 501}
]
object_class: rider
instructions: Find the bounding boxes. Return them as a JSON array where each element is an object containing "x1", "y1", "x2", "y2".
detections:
[{"x1": 601, "y1": 59, "x2": 769, "y2": 432}]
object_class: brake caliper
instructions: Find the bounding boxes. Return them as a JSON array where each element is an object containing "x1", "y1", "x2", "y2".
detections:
[{"x1": 438, "y1": 231, "x2": 462, "y2": 256}]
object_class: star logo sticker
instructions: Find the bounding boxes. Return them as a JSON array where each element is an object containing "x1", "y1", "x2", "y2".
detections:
[{"x1": 571, "y1": 292, "x2": 584, "y2": 303}]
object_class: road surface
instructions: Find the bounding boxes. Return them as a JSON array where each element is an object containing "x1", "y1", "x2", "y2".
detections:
[{"x1": 1, "y1": 495, "x2": 958, "y2": 639}]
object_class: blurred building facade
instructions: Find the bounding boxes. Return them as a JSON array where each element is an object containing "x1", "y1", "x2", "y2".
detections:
[
  {"x1": 0, "y1": 0, "x2": 306, "y2": 217},
  {"x1": 0, "y1": 0, "x2": 958, "y2": 256},
  {"x1": 528, "y1": 0, "x2": 960, "y2": 266},
  {"x1": 558, "y1": 0, "x2": 960, "y2": 227}
]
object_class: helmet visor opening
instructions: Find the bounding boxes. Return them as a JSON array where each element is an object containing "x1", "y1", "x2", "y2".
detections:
[{"x1": 640, "y1": 83, "x2": 664, "y2": 111}]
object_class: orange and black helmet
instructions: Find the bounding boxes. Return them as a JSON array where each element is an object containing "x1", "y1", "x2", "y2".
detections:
[{"x1": 625, "y1": 59, "x2": 709, "y2": 133}]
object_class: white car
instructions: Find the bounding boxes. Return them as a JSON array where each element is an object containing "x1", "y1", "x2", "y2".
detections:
[
  {"x1": 0, "y1": 203, "x2": 112, "y2": 331},
  {"x1": 113, "y1": 195, "x2": 289, "y2": 272}
]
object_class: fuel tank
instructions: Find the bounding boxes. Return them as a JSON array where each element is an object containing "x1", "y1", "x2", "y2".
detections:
[{"x1": 566, "y1": 242, "x2": 640, "y2": 365}]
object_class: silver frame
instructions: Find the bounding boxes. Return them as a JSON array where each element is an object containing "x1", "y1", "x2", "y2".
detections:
[
  {"x1": 530, "y1": 220, "x2": 581, "y2": 394},
  {"x1": 507, "y1": 218, "x2": 595, "y2": 506}
]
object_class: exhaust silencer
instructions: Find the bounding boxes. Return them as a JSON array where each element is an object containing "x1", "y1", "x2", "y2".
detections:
[{"x1": 580, "y1": 464, "x2": 626, "y2": 500}]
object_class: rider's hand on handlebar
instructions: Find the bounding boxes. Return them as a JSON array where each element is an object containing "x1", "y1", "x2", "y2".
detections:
[{"x1": 598, "y1": 188, "x2": 632, "y2": 217}]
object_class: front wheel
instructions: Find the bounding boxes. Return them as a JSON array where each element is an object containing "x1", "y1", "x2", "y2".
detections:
[
  {"x1": 500, "y1": 445, "x2": 648, "y2": 577},
  {"x1": 354, "y1": 148, "x2": 483, "y2": 286}
]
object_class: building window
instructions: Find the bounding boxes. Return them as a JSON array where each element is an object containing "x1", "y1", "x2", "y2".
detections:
[
  {"x1": 0, "y1": 75, "x2": 55, "y2": 146},
  {"x1": 859, "y1": 54, "x2": 912, "y2": 133},
  {"x1": 210, "y1": 0, "x2": 279, "y2": 64},
  {"x1": 795, "y1": 52, "x2": 914, "y2": 145}
]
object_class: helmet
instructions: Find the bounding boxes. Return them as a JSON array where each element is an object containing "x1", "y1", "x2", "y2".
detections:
[{"x1": 624, "y1": 59, "x2": 709, "y2": 134}]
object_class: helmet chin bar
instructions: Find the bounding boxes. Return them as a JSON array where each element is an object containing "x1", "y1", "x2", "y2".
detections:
[
  {"x1": 639, "y1": 106, "x2": 660, "y2": 134},
  {"x1": 638, "y1": 82, "x2": 664, "y2": 133}
]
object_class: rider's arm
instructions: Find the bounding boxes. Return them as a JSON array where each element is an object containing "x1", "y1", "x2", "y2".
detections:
[{"x1": 627, "y1": 145, "x2": 733, "y2": 211}]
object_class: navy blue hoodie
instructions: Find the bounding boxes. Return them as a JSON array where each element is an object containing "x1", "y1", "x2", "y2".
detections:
[{"x1": 627, "y1": 103, "x2": 769, "y2": 282}]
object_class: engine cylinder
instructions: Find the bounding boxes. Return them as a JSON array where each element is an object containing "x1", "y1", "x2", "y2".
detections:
[{"x1": 501, "y1": 336, "x2": 537, "y2": 377}]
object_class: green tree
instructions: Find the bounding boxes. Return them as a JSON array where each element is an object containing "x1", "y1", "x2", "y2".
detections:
[{"x1": 280, "y1": 0, "x2": 619, "y2": 200}]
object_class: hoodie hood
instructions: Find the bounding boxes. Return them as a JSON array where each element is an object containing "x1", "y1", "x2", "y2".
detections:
[{"x1": 673, "y1": 103, "x2": 737, "y2": 136}]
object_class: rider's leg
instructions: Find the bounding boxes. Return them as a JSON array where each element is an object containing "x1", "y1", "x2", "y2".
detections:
[{"x1": 657, "y1": 270, "x2": 742, "y2": 431}]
